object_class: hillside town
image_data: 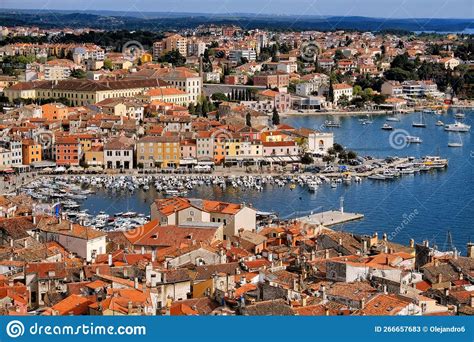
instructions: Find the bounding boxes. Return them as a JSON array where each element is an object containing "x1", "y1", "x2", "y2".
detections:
[{"x1": 0, "y1": 24, "x2": 472, "y2": 316}]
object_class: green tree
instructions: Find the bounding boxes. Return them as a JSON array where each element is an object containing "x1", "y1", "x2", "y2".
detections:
[
  {"x1": 103, "y1": 59, "x2": 113, "y2": 70},
  {"x1": 301, "y1": 154, "x2": 314, "y2": 164},
  {"x1": 347, "y1": 151, "x2": 357, "y2": 160},
  {"x1": 188, "y1": 103, "x2": 195, "y2": 115},
  {"x1": 211, "y1": 93, "x2": 228, "y2": 102},
  {"x1": 159, "y1": 50, "x2": 186, "y2": 67},
  {"x1": 272, "y1": 107, "x2": 280, "y2": 126},
  {"x1": 334, "y1": 50, "x2": 345, "y2": 61},
  {"x1": 70, "y1": 69, "x2": 87, "y2": 79}
]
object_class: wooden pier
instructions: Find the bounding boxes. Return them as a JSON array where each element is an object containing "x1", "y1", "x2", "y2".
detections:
[{"x1": 296, "y1": 210, "x2": 364, "y2": 226}]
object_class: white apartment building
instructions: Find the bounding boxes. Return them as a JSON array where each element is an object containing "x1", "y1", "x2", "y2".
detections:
[
  {"x1": 44, "y1": 65, "x2": 72, "y2": 81},
  {"x1": 229, "y1": 49, "x2": 257, "y2": 64},
  {"x1": 308, "y1": 132, "x2": 334, "y2": 155}
]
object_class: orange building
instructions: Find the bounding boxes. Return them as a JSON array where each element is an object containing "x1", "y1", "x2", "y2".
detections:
[
  {"x1": 55, "y1": 136, "x2": 81, "y2": 166},
  {"x1": 41, "y1": 103, "x2": 69, "y2": 121},
  {"x1": 21, "y1": 139, "x2": 42, "y2": 165}
]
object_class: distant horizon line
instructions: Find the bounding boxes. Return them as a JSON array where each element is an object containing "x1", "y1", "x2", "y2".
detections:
[{"x1": 0, "y1": 7, "x2": 472, "y2": 20}]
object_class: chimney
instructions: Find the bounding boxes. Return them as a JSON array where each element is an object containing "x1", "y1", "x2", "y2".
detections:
[
  {"x1": 467, "y1": 243, "x2": 474, "y2": 258},
  {"x1": 301, "y1": 295, "x2": 307, "y2": 307},
  {"x1": 134, "y1": 277, "x2": 139, "y2": 289},
  {"x1": 24, "y1": 239, "x2": 28, "y2": 249},
  {"x1": 9, "y1": 239, "x2": 13, "y2": 247},
  {"x1": 324, "y1": 306, "x2": 329, "y2": 316},
  {"x1": 325, "y1": 249, "x2": 330, "y2": 259},
  {"x1": 127, "y1": 301, "x2": 133, "y2": 314},
  {"x1": 311, "y1": 250, "x2": 316, "y2": 261},
  {"x1": 382, "y1": 233, "x2": 387, "y2": 241},
  {"x1": 409, "y1": 239, "x2": 415, "y2": 248},
  {"x1": 362, "y1": 240, "x2": 368, "y2": 253},
  {"x1": 321, "y1": 285, "x2": 327, "y2": 302},
  {"x1": 437, "y1": 273, "x2": 443, "y2": 284},
  {"x1": 360, "y1": 298, "x2": 366, "y2": 309},
  {"x1": 470, "y1": 294, "x2": 474, "y2": 308},
  {"x1": 292, "y1": 278, "x2": 298, "y2": 291},
  {"x1": 108, "y1": 253, "x2": 113, "y2": 266},
  {"x1": 338, "y1": 238, "x2": 342, "y2": 246},
  {"x1": 152, "y1": 249, "x2": 156, "y2": 263},
  {"x1": 33, "y1": 215, "x2": 37, "y2": 225},
  {"x1": 373, "y1": 232, "x2": 378, "y2": 243},
  {"x1": 423, "y1": 240, "x2": 429, "y2": 248},
  {"x1": 69, "y1": 222, "x2": 73, "y2": 231},
  {"x1": 383, "y1": 284, "x2": 388, "y2": 294}
]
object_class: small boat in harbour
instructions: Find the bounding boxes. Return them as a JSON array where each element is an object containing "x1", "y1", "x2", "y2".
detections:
[
  {"x1": 448, "y1": 142, "x2": 463, "y2": 147},
  {"x1": 381, "y1": 124, "x2": 393, "y2": 131},
  {"x1": 435, "y1": 120, "x2": 444, "y2": 126},
  {"x1": 406, "y1": 136, "x2": 422, "y2": 144},
  {"x1": 412, "y1": 112, "x2": 426, "y2": 128},
  {"x1": 444, "y1": 122, "x2": 471, "y2": 132},
  {"x1": 324, "y1": 120, "x2": 341, "y2": 128}
]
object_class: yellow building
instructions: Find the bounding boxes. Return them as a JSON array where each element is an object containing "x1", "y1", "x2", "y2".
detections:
[
  {"x1": 164, "y1": 34, "x2": 188, "y2": 56},
  {"x1": 84, "y1": 146, "x2": 104, "y2": 167},
  {"x1": 224, "y1": 136, "x2": 241, "y2": 159},
  {"x1": 260, "y1": 131, "x2": 284, "y2": 143},
  {"x1": 21, "y1": 139, "x2": 42, "y2": 165},
  {"x1": 5, "y1": 78, "x2": 169, "y2": 106},
  {"x1": 137, "y1": 136, "x2": 180, "y2": 168},
  {"x1": 140, "y1": 53, "x2": 153, "y2": 64}
]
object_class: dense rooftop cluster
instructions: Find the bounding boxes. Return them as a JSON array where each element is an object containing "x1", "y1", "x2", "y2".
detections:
[{"x1": 0, "y1": 193, "x2": 472, "y2": 316}]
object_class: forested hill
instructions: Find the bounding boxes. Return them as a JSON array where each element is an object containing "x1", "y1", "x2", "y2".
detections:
[{"x1": 0, "y1": 9, "x2": 473, "y2": 32}]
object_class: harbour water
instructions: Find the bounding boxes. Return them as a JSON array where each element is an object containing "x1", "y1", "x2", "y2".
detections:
[{"x1": 81, "y1": 109, "x2": 473, "y2": 253}]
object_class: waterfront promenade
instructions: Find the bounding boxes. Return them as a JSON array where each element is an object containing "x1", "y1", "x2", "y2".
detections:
[{"x1": 296, "y1": 210, "x2": 365, "y2": 226}]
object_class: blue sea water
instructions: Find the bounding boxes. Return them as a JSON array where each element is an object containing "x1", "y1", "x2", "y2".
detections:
[{"x1": 81, "y1": 109, "x2": 473, "y2": 253}]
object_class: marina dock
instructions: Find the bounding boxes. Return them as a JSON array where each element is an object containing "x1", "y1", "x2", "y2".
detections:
[{"x1": 296, "y1": 210, "x2": 364, "y2": 226}]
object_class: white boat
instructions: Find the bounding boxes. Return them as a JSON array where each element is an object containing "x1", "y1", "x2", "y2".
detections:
[
  {"x1": 381, "y1": 124, "x2": 393, "y2": 130},
  {"x1": 444, "y1": 122, "x2": 471, "y2": 132},
  {"x1": 422, "y1": 156, "x2": 448, "y2": 168},
  {"x1": 435, "y1": 120, "x2": 444, "y2": 126},
  {"x1": 448, "y1": 133, "x2": 463, "y2": 147},
  {"x1": 368, "y1": 174, "x2": 386, "y2": 180},
  {"x1": 454, "y1": 113, "x2": 465, "y2": 119},
  {"x1": 412, "y1": 112, "x2": 426, "y2": 128},
  {"x1": 325, "y1": 120, "x2": 341, "y2": 128},
  {"x1": 406, "y1": 136, "x2": 422, "y2": 144},
  {"x1": 386, "y1": 117, "x2": 400, "y2": 122}
]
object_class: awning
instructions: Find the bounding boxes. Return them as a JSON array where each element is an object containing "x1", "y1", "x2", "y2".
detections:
[
  {"x1": 54, "y1": 166, "x2": 66, "y2": 172},
  {"x1": 180, "y1": 158, "x2": 198, "y2": 165}
]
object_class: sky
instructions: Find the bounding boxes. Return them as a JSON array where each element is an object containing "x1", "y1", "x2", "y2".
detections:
[{"x1": 0, "y1": 0, "x2": 472, "y2": 18}]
